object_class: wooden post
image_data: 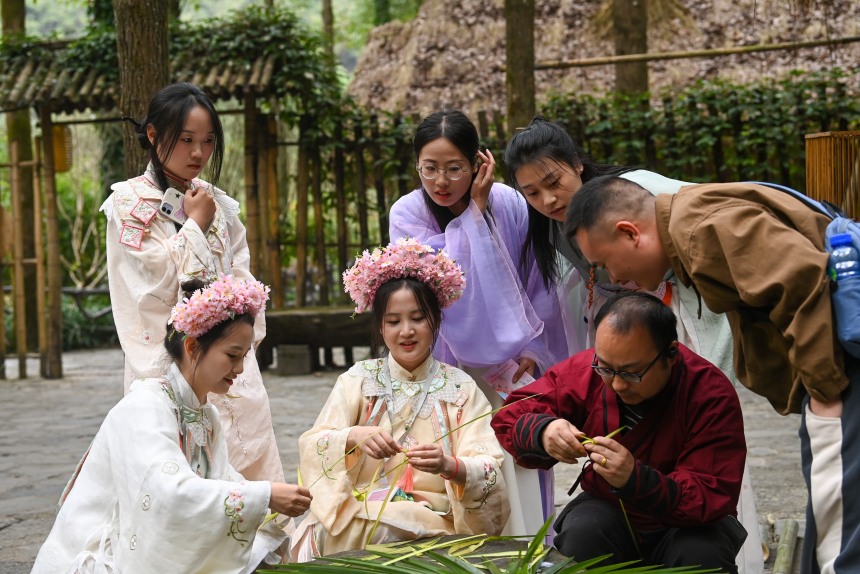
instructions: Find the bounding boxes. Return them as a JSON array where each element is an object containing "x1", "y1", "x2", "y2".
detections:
[
  {"x1": 0, "y1": 186, "x2": 5, "y2": 379},
  {"x1": 295, "y1": 120, "x2": 310, "y2": 307},
  {"x1": 10, "y1": 141, "x2": 27, "y2": 378},
  {"x1": 504, "y1": 0, "x2": 535, "y2": 135},
  {"x1": 244, "y1": 94, "x2": 261, "y2": 279},
  {"x1": 33, "y1": 137, "x2": 47, "y2": 372},
  {"x1": 370, "y1": 116, "x2": 389, "y2": 245},
  {"x1": 311, "y1": 146, "x2": 328, "y2": 306},
  {"x1": 256, "y1": 112, "x2": 272, "y2": 288},
  {"x1": 395, "y1": 115, "x2": 411, "y2": 199},
  {"x1": 40, "y1": 106, "x2": 62, "y2": 378},
  {"x1": 265, "y1": 116, "x2": 284, "y2": 308},
  {"x1": 353, "y1": 119, "x2": 370, "y2": 250},
  {"x1": 334, "y1": 121, "x2": 348, "y2": 300}
]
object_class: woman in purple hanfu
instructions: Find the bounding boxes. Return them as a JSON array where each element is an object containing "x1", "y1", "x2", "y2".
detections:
[{"x1": 388, "y1": 110, "x2": 567, "y2": 537}]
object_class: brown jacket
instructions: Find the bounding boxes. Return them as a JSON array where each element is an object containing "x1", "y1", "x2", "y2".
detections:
[{"x1": 655, "y1": 182, "x2": 848, "y2": 414}]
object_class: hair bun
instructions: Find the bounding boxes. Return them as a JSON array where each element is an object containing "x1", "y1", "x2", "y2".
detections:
[
  {"x1": 122, "y1": 115, "x2": 152, "y2": 150},
  {"x1": 179, "y1": 278, "x2": 207, "y2": 300}
]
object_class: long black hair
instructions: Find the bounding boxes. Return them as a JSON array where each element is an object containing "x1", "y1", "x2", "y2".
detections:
[
  {"x1": 504, "y1": 116, "x2": 635, "y2": 290},
  {"x1": 413, "y1": 110, "x2": 485, "y2": 231},
  {"x1": 123, "y1": 82, "x2": 224, "y2": 192}
]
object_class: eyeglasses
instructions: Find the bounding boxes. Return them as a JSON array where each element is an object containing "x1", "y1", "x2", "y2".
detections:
[
  {"x1": 417, "y1": 164, "x2": 469, "y2": 181},
  {"x1": 591, "y1": 348, "x2": 666, "y2": 384}
]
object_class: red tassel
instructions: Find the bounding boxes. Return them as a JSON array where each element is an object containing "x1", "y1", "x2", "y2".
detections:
[{"x1": 397, "y1": 464, "x2": 415, "y2": 493}]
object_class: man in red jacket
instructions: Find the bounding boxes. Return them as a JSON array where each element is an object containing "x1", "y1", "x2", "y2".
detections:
[{"x1": 492, "y1": 292, "x2": 747, "y2": 571}]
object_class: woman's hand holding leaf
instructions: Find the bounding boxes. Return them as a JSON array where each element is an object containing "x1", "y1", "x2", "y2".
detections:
[{"x1": 347, "y1": 426, "x2": 402, "y2": 459}]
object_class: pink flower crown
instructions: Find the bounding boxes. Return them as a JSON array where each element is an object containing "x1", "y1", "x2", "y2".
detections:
[
  {"x1": 343, "y1": 238, "x2": 466, "y2": 313},
  {"x1": 169, "y1": 274, "x2": 270, "y2": 338}
]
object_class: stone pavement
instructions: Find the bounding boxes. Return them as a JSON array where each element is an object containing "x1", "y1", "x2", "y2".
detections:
[{"x1": 0, "y1": 348, "x2": 806, "y2": 573}]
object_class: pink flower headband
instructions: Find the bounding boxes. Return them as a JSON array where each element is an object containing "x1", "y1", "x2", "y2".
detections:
[
  {"x1": 343, "y1": 237, "x2": 466, "y2": 313},
  {"x1": 169, "y1": 274, "x2": 270, "y2": 338}
]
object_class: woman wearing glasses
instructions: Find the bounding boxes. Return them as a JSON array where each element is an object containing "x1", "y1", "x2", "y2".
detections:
[{"x1": 388, "y1": 110, "x2": 566, "y2": 537}]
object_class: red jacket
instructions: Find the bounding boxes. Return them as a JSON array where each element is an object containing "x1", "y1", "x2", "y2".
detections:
[{"x1": 491, "y1": 345, "x2": 745, "y2": 531}]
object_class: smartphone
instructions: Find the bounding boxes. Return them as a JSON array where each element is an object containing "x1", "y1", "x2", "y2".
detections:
[{"x1": 158, "y1": 187, "x2": 188, "y2": 225}]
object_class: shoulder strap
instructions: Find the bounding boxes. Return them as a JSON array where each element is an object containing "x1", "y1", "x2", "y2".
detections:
[{"x1": 745, "y1": 180, "x2": 844, "y2": 219}]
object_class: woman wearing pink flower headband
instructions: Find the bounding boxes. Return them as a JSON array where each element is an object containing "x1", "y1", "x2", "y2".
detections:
[
  {"x1": 389, "y1": 110, "x2": 565, "y2": 537},
  {"x1": 34, "y1": 275, "x2": 312, "y2": 572},
  {"x1": 101, "y1": 83, "x2": 282, "y2": 484},
  {"x1": 290, "y1": 239, "x2": 510, "y2": 560}
]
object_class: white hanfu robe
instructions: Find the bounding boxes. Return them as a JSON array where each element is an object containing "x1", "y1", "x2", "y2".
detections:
[
  {"x1": 100, "y1": 165, "x2": 283, "y2": 482},
  {"x1": 33, "y1": 364, "x2": 289, "y2": 574},
  {"x1": 291, "y1": 356, "x2": 509, "y2": 560}
]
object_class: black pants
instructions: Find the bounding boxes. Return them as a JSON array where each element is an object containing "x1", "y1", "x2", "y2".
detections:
[{"x1": 553, "y1": 493, "x2": 747, "y2": 573}]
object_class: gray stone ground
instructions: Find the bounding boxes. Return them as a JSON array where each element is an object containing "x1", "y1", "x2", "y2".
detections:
[{"x1": 0, "y1": 347, "x2": 806, "y2": 573}]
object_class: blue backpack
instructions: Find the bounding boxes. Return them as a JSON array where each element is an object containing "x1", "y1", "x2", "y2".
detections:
[{"x1": 749, "y1": 182, "x2": 860, "y2": 358}]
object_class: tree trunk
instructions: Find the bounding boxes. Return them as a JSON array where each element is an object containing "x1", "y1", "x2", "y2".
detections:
[
  {"x1": 505, "y1": 0, "x2": 535, "y2": 134},
  {"x1": 322, "y1": 0, "x2": 334, "y2": 60},
  {"x1": 612, "y1": 0, "x2": 649, "y2": 95},
  {"x1": 2, "y1": 0, "x2": 39, "y2": 353},
  {"x1": 112, "y1": 0, "x2": 170, "y2": 178}
]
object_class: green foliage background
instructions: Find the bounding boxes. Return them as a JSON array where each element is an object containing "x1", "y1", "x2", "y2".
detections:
[{"x1": 2, "y1": 4, "x2": 859, "y2": 346}]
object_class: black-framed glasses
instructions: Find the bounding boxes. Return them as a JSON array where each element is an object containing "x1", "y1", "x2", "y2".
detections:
[
  {"x1": 591, "y1": 348, "x2": 666, "y2": 384},
  {"x1": 416, "y1": 164, "x2": 469, "y2": 181}
]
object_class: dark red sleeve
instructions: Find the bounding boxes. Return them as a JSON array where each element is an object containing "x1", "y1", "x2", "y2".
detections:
[{"x1": 491, "y1": 353, "x2": 592, "y2": 469}]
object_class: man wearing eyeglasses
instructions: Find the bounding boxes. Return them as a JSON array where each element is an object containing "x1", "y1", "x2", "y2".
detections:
[
  {"x1": 566, "y1": 175, "x2": 856, "y2": 574},
  {"x1": 491, "y1": 291, "x2": 748, "y2": 571}
]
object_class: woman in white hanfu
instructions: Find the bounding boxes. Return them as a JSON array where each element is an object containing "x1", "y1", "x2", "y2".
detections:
[
  {"x1": 100, "y1": 83, "x2": 282, "y2": 482},
  {"x1": 291, "y1": 239, "x2": 510, "y2": 560},
  {"x1": 33, "y1": 276, "x2": 312, "y2": 574}
]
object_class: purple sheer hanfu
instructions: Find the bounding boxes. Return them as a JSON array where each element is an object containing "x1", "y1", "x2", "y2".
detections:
[
  {"x1": 389, "y1": 184, "x2": 568, "y2": 372},
  {"x1": 389, "y1": 183, "x2": 566, "y2": 537}
]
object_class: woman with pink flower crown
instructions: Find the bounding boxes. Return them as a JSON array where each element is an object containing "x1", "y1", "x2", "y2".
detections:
[
  {"x1": 100, "y1": 83, "x2": 283, "y2": 483},
  {"x1": 33, "y1": 276, "x2": 312, "y2": 573},
  {"x1": 389, "y1": 110, "x2": 565, "y2": 537},
  {"x1": 290, "y1": 239, "x2": 510, "y2": 560}
]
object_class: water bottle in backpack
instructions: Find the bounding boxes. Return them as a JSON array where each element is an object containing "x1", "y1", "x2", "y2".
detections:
[
  {"x1": 827, "y1": 228, "x2": 860, "y2": 358},
  {"x1": 829, "y1": 233, "x2": 860, "y2": 282}
]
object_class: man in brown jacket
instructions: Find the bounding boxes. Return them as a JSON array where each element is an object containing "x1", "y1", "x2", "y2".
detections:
[{"x1": 566, "y1": 176, "x2": 854, "y2": 574}]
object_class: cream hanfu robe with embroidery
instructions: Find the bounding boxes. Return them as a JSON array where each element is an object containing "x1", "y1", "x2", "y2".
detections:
[
  {"x1": 291, "y1": 356, "x2": 510, "y2": 560},
  {"x1": 100, "y1": 165, "x2": 283, "y2": 482},
  {"x1": 32, "y1": 364, "x2": 290, "y2": 574}
]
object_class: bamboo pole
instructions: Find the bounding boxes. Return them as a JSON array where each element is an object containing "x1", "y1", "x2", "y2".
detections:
[
  {"x1": 243, "y1": 94, "x2": 261, "y2": 279},
  {"x1": 353, "y1": 119, "x2": 370, "y2": 250},
  {"x1": 370, "y1": 116, "x2": 388, "y2": 245},
  {"x1": 265, "y1": 116, "x2": 284, "y2": 308},
  {"x1": 535, "y1": 35, "x2": 860, "y2": 70},
  {"x1": 311, "y1": 146, "x2": 328, "y2": 306},
  {"x1": 295, "y1": 119, "x2": 310, "y2": 307},
  {"x1": 395, "y1": 115, "x2": 410, "y2": 199},
  {"x1": 33, "y1": 137, "x2": 47, "y2": 372},
  {"x1": 334, "y1": 121, "x2": 347, "y2": 301},
  {"x1": 773, "y1": 519, "x2": 798, "y2": 574},
  {"x1": 10, "y1": 141, "x2": 27, "y2": 378},
  {"x1": 256, "y1": 112, "x2": 272, "y2": 288},
  {"x1": 39, "y1": 106, "x2": 62, "y2": 378}
]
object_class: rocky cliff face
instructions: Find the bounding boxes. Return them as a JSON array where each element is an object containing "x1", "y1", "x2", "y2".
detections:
[{"x1": 347, "y1": 0, "x2": 860, "y2": 117}]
